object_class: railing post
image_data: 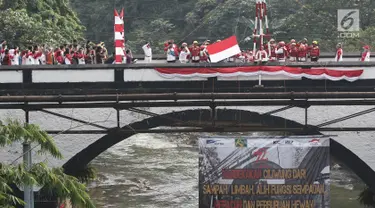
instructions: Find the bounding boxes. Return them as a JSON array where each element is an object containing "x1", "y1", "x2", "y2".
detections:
[
  {"x1": 114, "y1": 68, "x2": 124, "y2": 82},
  {"x1": 22, "y1": 69, "x2": 32, "y2": 83},
  {"x1": 207, "y1": 77, "x2": 218, "y2": 92}
]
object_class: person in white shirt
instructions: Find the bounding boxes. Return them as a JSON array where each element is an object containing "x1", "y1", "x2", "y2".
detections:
[
  {"x1": 9, "y1": 48, "x2": 19, "y2": 65},
  {"x1": 179, "y1": 44, "x2": 190, "y2": 63},
  {"x1": 142, "y1": 42, "x2": 152, "y2": 63},
  {"x1": 38, "y1": 48, "x2": 46, "y2": 65}
]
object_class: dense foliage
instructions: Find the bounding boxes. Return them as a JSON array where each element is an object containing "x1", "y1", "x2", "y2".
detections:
[
  {"x1": 71, "y1": 0, "x2": 375, "y2": 53},
  {"x1": 0, "y1": 0, "x2": 374, "y2": 52},
  {"x1": 0, "y1": 0, "x2": 84, "y2": 48}
]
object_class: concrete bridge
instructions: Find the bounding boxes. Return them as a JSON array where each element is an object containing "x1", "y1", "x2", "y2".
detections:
[{"x1": 1, "y1": 60, "x2": 375, "y2": 193}]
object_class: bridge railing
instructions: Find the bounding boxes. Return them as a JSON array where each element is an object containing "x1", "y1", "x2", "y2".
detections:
[
  {"x1": 0, "y1": 61, "x2": 374, "y2": 84},
  {"x1": 131, "y1": 52, "x2": 363, "y2": 59}
]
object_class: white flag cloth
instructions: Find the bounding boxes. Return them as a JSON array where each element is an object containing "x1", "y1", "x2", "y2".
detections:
[{"x1": 206, "y1": 36, "x2": 241, "y2": 63}]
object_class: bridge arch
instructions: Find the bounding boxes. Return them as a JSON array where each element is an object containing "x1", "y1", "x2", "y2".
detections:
[{"x1": 63, "y1": 108, "x2": 375, "y2": 191}]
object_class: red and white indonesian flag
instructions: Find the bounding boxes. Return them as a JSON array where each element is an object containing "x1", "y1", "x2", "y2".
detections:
[{"x1": 207, "y1": 36, "x2": 241, "y2": 63}]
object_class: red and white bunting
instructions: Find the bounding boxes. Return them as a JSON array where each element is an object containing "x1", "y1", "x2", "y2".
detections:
[
  {"x1": 114, "y1": 9, "x2": 125, "y2": 64},
  {"x1": 154, "y1": 66, "x2": 364, "y2": 82}
]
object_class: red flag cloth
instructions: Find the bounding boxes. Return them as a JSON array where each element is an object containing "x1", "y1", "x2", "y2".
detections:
[
  {"x1": 154, "y1": 66, "x2": 363, "y2": 82},
  {"x1": 206, "y1": 36, "x2": 241, "y2": 63}
]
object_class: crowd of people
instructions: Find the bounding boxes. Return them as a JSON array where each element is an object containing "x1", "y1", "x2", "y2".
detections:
[
  {"x1": 0, "y1": 38, "x2": 370, "y2": 66},
  {"x1": 159, "y1": 38, "x2": 371, "y2": 63},
  {"x1": 0, "y1": 40, "x2": 133, "y2": 66}
]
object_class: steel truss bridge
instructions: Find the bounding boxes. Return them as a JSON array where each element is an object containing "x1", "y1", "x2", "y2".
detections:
[
  {"x1": 3, "y1": 92, "x2": 375, "y2": 134},
  {"x1": 0, "y1": 61, "x2": 374, "y2": 134}
]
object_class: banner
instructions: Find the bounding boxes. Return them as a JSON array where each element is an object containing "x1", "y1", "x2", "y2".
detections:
[{"x1": 199, "y1": 136, "x2": 330, "y2": 208}]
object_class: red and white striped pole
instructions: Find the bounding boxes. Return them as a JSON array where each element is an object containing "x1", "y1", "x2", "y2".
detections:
[
  {"x1": 253, "y1": 0, "x2": 271, "y2": 58},
  {"x1": 120, "y1": 8, "x2": 125, "y2": 62},
  {"x1": 114, "y1": 9, "x2": 125, "y2": 64},
  {"x1": 252, "y1": 0, "x2": 260, "y2": 56},
  {"x1": 253, "y1": 0, "x2": 272, "y2": 85},
  {"x1": 262, "y1": 0, "x2": 272, "y2": 57}
]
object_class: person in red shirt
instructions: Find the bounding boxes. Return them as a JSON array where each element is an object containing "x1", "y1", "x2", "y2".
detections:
[
  {"x1": 75, "y1": 48, "x2": 87, "y2": 64},
  {"x1": 286, "y1": 39, "x2": 296, "y2": 51},
  {"x1": 288, "y1": 43, "x2": 298, "y2": 62},
  {"x1": 296, "y1": 38, "x2": 308, "y2": 62},
  {"x1": 164, "y1": 40, "x2": 171, "y2": 52},
  {"x1": 335, "y1": 43, "x2": 343, "y2": 62},
  {"x1": 189, "y1": 41, "x2": 201, "y2": 63},
  {"x1": 309, "y1": 41, "x2": 320, "y2": 62},
  {"x1": 1, "y1": 49, "x2": 11, "y2": 65},
  {"x1": 164, "y1": 40, "x2": 179, "y2": 57},
  {"x1": 55, "y1": 50, "x2": 64, "y2": 65},
  {"x1": 361, "y1": 45, "x2": 370, "y2": 62},
  {"x1": 297, "y1": 44, "x2": 307, "y2": 62},
  {"x1": 200, "y1": 41, "x2": 210, "y2": 63}
]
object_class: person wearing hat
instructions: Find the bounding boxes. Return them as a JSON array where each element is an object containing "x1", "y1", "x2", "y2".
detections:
[
  {"x1": 200, "y1": 41, "x2": 210, "y2": 63},
  {"x1": 286, "y1": 39, "x2": 296, "y2": 50},
  {"x1": 309, "y1": 41, "x2": 320, "y2": 62},
  {"x1": 275, "y1": 41, "x2": 288, "y2": 62},
  {"x1": 297, "y1": 38, "x2": 308, "y2": 62},
  {"x1": 335, "y1": 43, "x2": 343, "y2": 62},
  {"x1": 179, "y1": 43, "x2": 191, "y2": 64},
  {"x1": 189, "y1": 41, "x2": 201, "y2": 63},
  {"x1": 361, "y1": 45, "x2": 370, "y2": 62},
  {"x1": 288, "y1": 43, "x2": 298, "y2": 62},
  {"x1": 265, "y1": 38, "x2": 277, "y2": 61}
]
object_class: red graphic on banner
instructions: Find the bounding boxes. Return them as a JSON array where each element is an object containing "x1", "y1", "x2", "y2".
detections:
[
  {"x1": 309, "y1": 139, "x2": 320, "y2": 143},
  {"x1": 252, "y1": 147, "x2": 268, "y2": 161}
]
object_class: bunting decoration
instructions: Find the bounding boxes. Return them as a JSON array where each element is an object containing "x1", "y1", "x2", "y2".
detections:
[
  {"x1": 154, "y1": 66, "x2": 364, "y2": 82},
  {"x1": 114, "y1": 8, "x2": 125, "y2": 64}
]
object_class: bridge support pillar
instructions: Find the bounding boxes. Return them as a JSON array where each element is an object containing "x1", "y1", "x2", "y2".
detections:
[
  {"x1": 305, "y1": 107, "x2": 308, "y2": 126},
  {"x1": 23, "y1": 142, "x2": 33, "y2": 208},
  {"x1": 116, "y1": 109, "x2": 120, "y2": 128}
]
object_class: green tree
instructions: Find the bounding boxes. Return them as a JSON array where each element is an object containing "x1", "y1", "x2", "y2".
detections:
[
  {"x1": 0, "y1": 120, "x2": 95, "y2": 208},
  {"x1": 0, "y1": 0, "x2": 85, "y2": 48},
  {"x1": 71, "y1": 0, "x2": 375, "y2": 53}
]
